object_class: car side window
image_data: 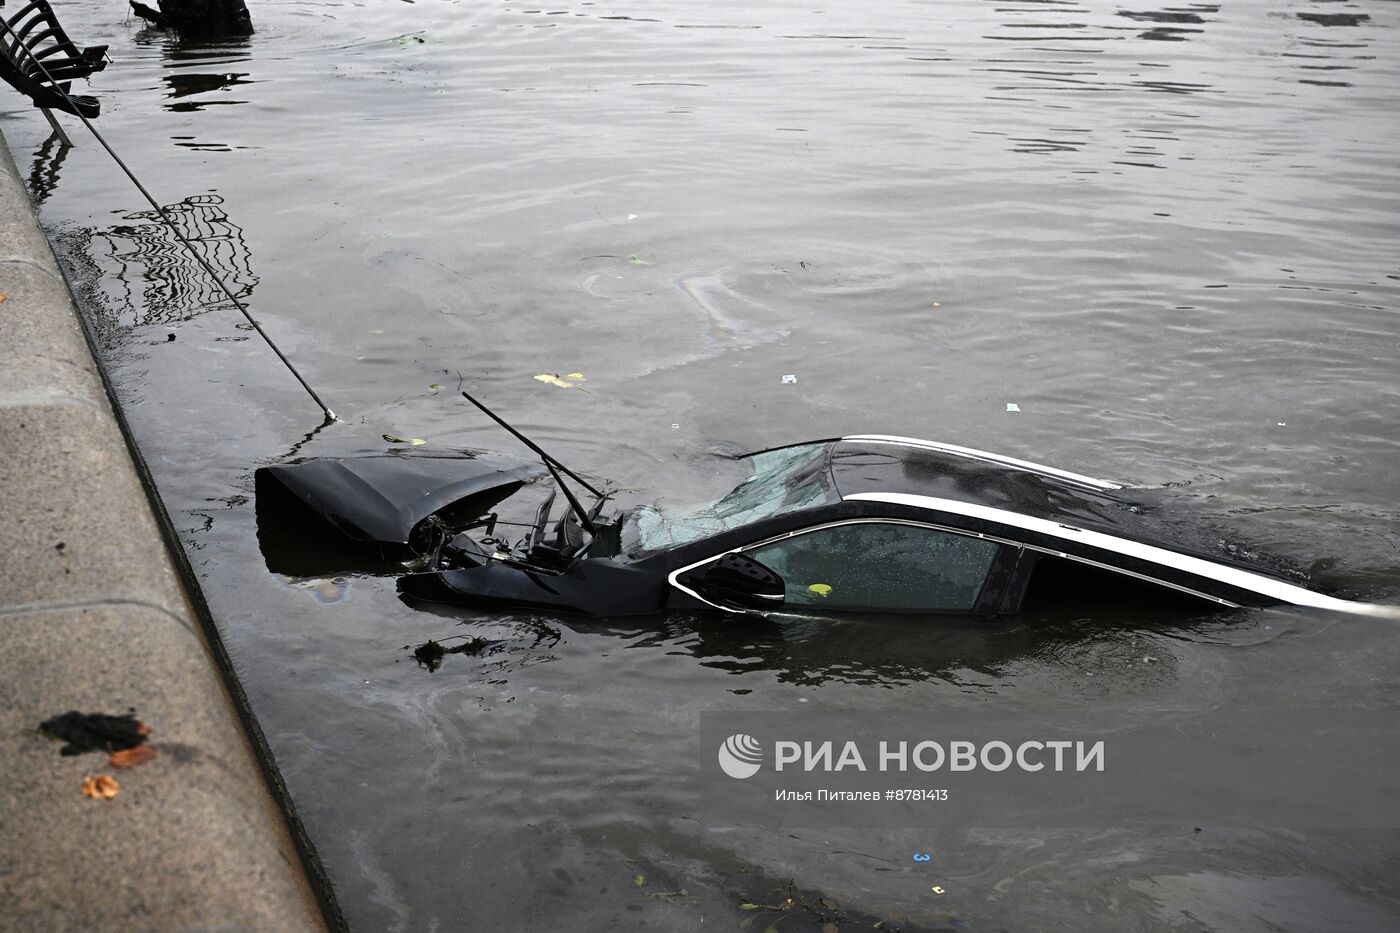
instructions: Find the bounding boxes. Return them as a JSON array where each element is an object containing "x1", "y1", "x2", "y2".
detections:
[{"x1": 744, "y1": 522, "x2": 1001, "y2": 612}]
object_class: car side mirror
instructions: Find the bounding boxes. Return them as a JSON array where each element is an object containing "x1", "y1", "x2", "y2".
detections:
[{"x1": 691, "y1": 552, "x2": 785, "y2": 611}]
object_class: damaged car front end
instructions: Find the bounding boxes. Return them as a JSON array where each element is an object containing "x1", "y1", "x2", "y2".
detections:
[{"x1": 255, "y1": 395, "x2": 1398, "y2": 621}]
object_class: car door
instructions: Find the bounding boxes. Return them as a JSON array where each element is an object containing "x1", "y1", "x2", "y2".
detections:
[{"x1": 673, "y1": 519, "x2": 1014, "y2": 615}]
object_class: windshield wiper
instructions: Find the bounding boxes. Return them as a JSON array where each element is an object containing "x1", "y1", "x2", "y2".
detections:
[{"x1": 460, "y1": 391, "x2": 607, "y2": 536}]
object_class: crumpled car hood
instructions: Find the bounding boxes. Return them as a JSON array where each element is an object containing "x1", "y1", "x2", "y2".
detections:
[{"x1": 255, "y1": 451, "x2": 543, "y2": 546}]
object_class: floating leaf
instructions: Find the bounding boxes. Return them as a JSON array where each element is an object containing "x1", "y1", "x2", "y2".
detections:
[
  {"x1": 739, "y1": 903, "x2": 761, "y2": 910},
  {"x1": 0, "y1": 294, "x2": 7, "y2": 303},
  {"x1": 410, "y1": 438, "x2": 426, "y2": 446},
  {"x1": 808, "y1": 583, "x2": 832, "y2": 597},
  {"x1": 429, "y1": 383, "x2": 442, "y2": 390},
  {"x1": 633, "y1": 873, "x2": 647, "y2": 887},
  {"x1": 627, "y1": 255, "x2": 653, "y2": 266},
  {"x1": 383, "y1": 433, "x2": 425, "y2": 445},
  {"x1": 565, "y1": 373, "x2": 585, "y2": 381},
  {"x1": 82, "y1": 774, "x2": 119, "y2": 800},
  {"x1": 931, "y1": 885, "x2": 946, "y2": 895},
  {"x1": 110, "y1": 745, "x2": 158, "y2": 768},
  {"x1": 534, "y1": 373, "x2": 577, "y2": 389},
  {"x1": 819, "y1": 897, "x2": 837, "y2": 910}
]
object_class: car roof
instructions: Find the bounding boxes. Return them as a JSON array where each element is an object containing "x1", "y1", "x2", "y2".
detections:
[
  {"x1": 828, "y1": 435, "x2": 1339, "y2": 607},
  {"x1": 831, "y1": 435, "x2": 1135, "y2": 531}
]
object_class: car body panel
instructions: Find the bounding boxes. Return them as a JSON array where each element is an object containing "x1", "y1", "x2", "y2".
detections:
[
  {"x1": 256, "y1": 451, "x2": 542, "y2": 546},
  {"x1": 255, "y1": 432, "x2": 1393, "y2": 619}
]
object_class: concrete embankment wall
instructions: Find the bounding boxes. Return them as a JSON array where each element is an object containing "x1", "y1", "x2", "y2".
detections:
[{"x1": 0, "y1": 125, "x2": 336, "y2": 930}]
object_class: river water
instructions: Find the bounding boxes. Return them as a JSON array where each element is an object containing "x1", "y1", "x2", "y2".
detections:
[{"x1": 5, "y1": 0, "x2": 1400, "y2": 929}]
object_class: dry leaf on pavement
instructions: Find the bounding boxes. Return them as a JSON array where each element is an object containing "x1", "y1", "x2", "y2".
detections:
[
  {"x1": 82, "y1": 774, "x2": 119, "y2": 800},
  {"x1": 110, "y1": 745, "x2": 158, "y2": 768}
]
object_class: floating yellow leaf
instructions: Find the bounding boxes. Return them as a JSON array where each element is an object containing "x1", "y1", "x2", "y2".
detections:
[
  {"x1": 565, "y1": 373, "x2": 585, "y2": 381},
  {"x1": 931, "y1": 886, "x2": 945, "y2": 895},
  {"x1": 628, "y1": 255, "x2": 652, "y2": 266},
  {"x1": 808, "y1": 583, "x2": 832, "y2": 597},
  {"x1": 534, "y1": 373, "x2": 576, "y2": 389},
  {"x1": 0, "y1": 294, "x2": 7, "y2": 303},
  {"x1": 382, "y1": 433, "x2": 426, "y2": 445},
  {"x1": 633, "y1": 873, "x2": 647, "y2": 887},
  {"x1": 428, "y1": 383, "x2": 442, "y2": 391},
  {"x1": 82, "y1": 774, "x2": 119, "y2": 800}
]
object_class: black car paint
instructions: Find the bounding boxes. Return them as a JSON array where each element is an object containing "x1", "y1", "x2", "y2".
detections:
[{"x1": 257, "y1": 438, "x2": 1324, "y2": 618}]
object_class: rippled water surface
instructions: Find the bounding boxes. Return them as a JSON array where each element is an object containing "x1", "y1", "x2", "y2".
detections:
[{"x1": 6, "y1": 0, "x2": 1400, "y2": 929}]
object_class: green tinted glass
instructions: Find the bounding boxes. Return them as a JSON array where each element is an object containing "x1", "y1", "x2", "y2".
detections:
[{"x1": 746, "y1": 522, "x2": 1000, "y2": 612}]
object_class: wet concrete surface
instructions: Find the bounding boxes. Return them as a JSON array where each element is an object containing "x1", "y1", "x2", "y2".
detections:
[{"x1": 0, "y1": 127, "x2": 329, "y2": 931}]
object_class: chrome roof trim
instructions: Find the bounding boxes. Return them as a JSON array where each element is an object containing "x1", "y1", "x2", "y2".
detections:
[
  {"x1": 840, "y1": 435, "x2": 1123, "y2": 491},
  {"x1": 844, "y1": 491, "x2": 1381, "y2": 613}
]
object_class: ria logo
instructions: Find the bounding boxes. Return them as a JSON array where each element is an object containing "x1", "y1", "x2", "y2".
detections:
[{"x1": 718, "y1": 733, "x2": 764, "y2": 779}]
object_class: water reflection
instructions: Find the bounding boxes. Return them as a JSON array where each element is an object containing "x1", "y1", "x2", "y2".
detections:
[
  {"x1": 1296, "y1": 12, "x2": 1370, "y2": 28},
  {"x1": 132, "y1": 32, "x2": 256, "y2": 112},
  {"x1": 26, "y1": 135, "x2": 70, "y2": 207},
  {"x1": 163, "y1": 69, "x2": 253, "y2": 111},
  {"x1": 401, "y1": 599, "x2": 1233, "y2": 691},
  {"x1": 62, "y1": 194, "x2": 256, "y2": 329},
  {"x1": 1117, "y1": 5, "x2": 1215, "y2": 43}
]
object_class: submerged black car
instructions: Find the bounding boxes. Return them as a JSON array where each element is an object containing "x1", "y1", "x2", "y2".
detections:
[{"x1": 255, "y1": 403, "x2": 1391, "y2": 620}]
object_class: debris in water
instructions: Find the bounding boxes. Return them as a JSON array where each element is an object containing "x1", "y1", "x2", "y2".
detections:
[
  {"x1": 633, "y1": 873, "x2": 647, "y2": 887},
  {"x1": 39, "y1": 711, "x2": 148, "y2": 756},
  {"x1": 382, "y1": 433, "x2": 427, "y2": 446},
  {"x1": 166, "y1": 333, "x2": 176, "y2": 342},
  {"x1": 82, "y1": 774, "x2": 119, "y2": 800},
  {"x1": 411, "y1": 636, "x2": 488, "y2": 672},
  {"x1": 782, "y1": 374, "x2": 797, "y2": 384},
  {"x1": 931, "y1": 886, "x2": 946, "y2": 895},
  {"x1": 808, "y1": 583, "x2": 832, "y2": 597},
  {"x1": 534, "y1": 373, "x2": 585, "y2": 390},
  {"x1": 414, "y1": 639, "x2": 445, "y2": 669},
  {"x1": 1006, "y1": 403, "x2": 1020, "y2": 412},
  {"x1": 628, "y1": 255, "x2": 652, "y2": 265}
]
